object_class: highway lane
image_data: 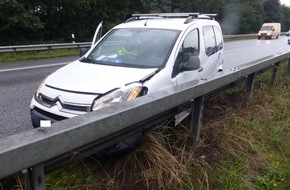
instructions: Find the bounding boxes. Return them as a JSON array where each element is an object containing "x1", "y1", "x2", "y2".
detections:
[
  {"x1": 0, "y1": 37, "x2": 290, "y2": 138},
  {"x1": 223, "y1": 37, "x2": 290, "y2": 70},
  {"x1": 0, "y1": 56, "x2": 78, "y2": 138}
]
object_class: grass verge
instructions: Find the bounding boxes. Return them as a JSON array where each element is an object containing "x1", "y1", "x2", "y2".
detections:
[{"x1": 0, "y1": 49, "x2": 79, "y2": 63}]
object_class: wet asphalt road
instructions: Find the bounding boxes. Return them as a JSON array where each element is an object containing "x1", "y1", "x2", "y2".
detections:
[{"x1": 0, "y1": 56, "x2": 78, "y2": 138}]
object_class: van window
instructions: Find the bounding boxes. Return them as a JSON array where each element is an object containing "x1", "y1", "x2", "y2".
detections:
[
  {"x1": 213, "y1": 26, "x2": 223, "y2": 51},
  {"x1": 203, "y1": 26, "x2": 216, "y2": 56},
  {"x1": 172, "y1": 28, "x2": 199, "y2": 77},
  {"x1": 261, "y1": 26, "x2": 273, "y2": 31},
  {"x1": 203, "y1": 25, "x2": 223, "y2": 56}
]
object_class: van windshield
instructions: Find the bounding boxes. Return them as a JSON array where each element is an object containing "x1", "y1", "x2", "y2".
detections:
[
  {"x1": 82, "y1": 28, "x2": 179, "y2": 68},
  {"x1": 260, "y1": 26, "x2": 273, "y2": 31}
]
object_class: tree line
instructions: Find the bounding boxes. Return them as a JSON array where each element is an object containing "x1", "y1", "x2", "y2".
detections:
[{"x1": 1, "y1": 0, "x2": 290, "y2": 45}]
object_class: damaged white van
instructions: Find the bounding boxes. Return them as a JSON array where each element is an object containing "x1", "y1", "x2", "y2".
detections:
[{"x1": 30, "y1": 13, "x2": 224, "y2": 156}]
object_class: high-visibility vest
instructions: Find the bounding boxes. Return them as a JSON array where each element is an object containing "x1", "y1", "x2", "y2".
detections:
[{"x1": 118, "y1": 47, "x2": 141, "y2": 56}]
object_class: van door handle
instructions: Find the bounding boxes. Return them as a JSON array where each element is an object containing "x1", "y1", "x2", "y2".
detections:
[{"x1": 198, "y1": 67, "x2": 203, "y2": 72}]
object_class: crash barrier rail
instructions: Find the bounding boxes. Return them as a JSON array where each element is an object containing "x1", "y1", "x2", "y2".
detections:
[
  {"x1": 0, "y1": 42, "x2": 91, "y2": 53},
  {"x1": 0, "y1": 33, "x2": 287, "y2": 53},
  {"x1": 223, "y1": 32, "x2": 286, "y2": 39},
  {"x1": 0, "y1": 52, "x2": 290, "y2": 189}
]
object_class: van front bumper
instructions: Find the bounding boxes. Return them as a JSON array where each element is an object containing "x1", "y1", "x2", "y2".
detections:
[
  {"x1": 30, "y1": 99, "x2": 142, "y2": 158},
  {"x1": 30, "y1": 107, "x2": 67, "y2": 128},
  {"x1": 258, "y1": 34, "x2": 272, "y2": 39}
]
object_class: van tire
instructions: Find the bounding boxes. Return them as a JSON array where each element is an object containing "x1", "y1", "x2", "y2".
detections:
[{"x1": 276, "y1": 35, "x2": 279, "y2": 39}]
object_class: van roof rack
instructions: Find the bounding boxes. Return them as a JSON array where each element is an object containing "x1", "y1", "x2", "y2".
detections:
[
  {"x1": 125, "y1": 13, "x2": 217, "y2": 24},
  {"x1": 200, "y1": 14, "x2": 217, "y2": 20}
]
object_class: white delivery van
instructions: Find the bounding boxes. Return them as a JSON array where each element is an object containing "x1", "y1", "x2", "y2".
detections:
[
  {"x1": 30, "y1": 13, "x2": 224, "y2": 156},
  {"x1": 258, "y1": 23, "x2": 281, "y2": 39}
]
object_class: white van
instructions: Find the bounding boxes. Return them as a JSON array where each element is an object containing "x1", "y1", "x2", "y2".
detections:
[
  {"x1": 258, "y1": 23, "x2": 281, "y2": 39},
  {"x1": 30, "y1": 13, "x2": 224, "y2": 156}
]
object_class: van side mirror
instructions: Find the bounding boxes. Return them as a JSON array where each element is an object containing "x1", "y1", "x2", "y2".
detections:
[
  {"x1": 80, "y1": 48, "x2": 89, "y2": 57},
  {"x1": 181, "y1": 56, "x2": 200, "y2": 71}
]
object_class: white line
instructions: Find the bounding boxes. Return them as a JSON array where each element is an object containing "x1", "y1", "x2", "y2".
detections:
[{"x1": 0, "y1": 62, "x2": 68, "y2": 73}]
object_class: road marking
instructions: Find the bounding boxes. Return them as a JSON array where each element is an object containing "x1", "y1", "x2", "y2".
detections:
[{"x1": 0, "y1": 62, "x2": 68, "y2": 73}]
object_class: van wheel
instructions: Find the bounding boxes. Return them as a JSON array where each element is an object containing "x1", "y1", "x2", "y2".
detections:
[{"x1": 276, "y1": 35, "x2": 279, "y2": 39}]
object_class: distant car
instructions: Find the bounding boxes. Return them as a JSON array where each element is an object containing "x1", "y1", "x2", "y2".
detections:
[
  {"x1": 286, "y1": 30, "x2": 290, "y2": 37},
  {"x1": 30, "y1": 13, "x2": 224, "y2": 156}
]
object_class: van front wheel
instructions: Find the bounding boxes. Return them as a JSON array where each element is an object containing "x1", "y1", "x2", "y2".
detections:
[{"x1": 276, "y1": 35, "x2": 279, "y2": 39}]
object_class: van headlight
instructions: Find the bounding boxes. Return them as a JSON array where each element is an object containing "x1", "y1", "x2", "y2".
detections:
[
  {"x1": 35, "y1": 76, "x2": 49, "y2": 100},
  {"x1": 91, "y1": 84, "x2": 144, "y2": 111}
]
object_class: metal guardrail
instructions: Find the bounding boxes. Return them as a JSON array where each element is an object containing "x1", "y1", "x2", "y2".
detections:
[
  {"x1": 0, "y1": 33, "x2": 287, "y2": 53},
  {"x1": 0, "y1": 52, "x2": 289, "y2": 188},
  {"x1": 223, "y1": 32, "x2": 286, "y2": 39},
  {"x1": 0, "y1": 42, "x2": 91, "y2": 53}
]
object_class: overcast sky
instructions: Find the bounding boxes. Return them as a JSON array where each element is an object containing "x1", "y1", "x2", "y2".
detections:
[{"x1": 280, "y1": 0, "x2": 290, "y2": 6}]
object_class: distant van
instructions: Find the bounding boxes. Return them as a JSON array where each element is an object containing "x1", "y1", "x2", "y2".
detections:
[{"x1": 258, "y1": 23, "x2": 281, "y2": 39}]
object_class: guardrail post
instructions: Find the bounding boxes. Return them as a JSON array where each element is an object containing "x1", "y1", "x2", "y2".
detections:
[
  {"x1": 25, "y1": 163, "x2": 46, "y2": 190},
  {"x1": 246, "y1": 73, "x2": 255, "y2": 100},
  {"x1": 271, "y1": 62, "x2": 280, "y2": 86},
  {"x1": 13, "y1": 48, "x2": 17, "y2": 59},
  {"x1": 189, "y1": 96, "x2": 204, "y2": 144},
  {"x1": 288, "y1": 57, "x2": 290, "y2": 76}
]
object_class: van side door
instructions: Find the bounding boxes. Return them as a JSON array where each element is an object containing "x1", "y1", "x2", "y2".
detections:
[
  {"x1": 173, "y1": 28, "x2": 201, "y2": 85},
  {"x1": 199, "y1": 25, "x2": 224, "y2": 78}
]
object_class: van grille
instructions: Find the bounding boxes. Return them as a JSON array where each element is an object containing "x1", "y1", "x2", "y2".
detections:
[{"x1": 38, "y1": 93, "x2": 91, "y2": 112}]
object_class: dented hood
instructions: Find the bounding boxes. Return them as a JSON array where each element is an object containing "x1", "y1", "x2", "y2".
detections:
[{"x1": 45, "y1": 60, "x2": 157, "y2": 94}]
